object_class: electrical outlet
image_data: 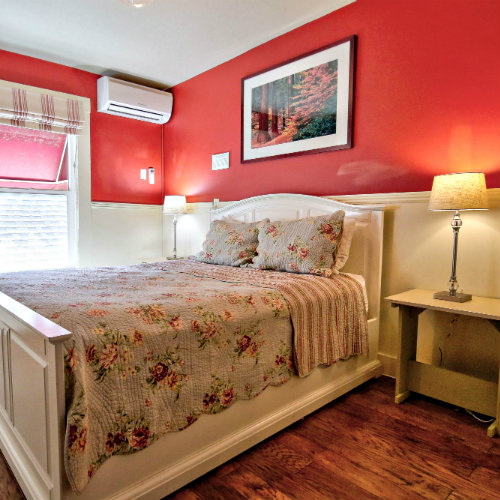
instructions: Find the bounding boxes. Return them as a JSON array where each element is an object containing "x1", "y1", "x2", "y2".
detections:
[{"x1": 140, "y1": 169, "x2": 147, "y2": 180}]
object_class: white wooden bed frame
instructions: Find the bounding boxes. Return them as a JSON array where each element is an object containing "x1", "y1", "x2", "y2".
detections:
[{"x1": 0, "y1": 193, "x2": 384, "y2": 500}]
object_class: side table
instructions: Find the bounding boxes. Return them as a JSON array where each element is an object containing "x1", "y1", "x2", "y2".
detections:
[{"x1": 385, "y1": 289, "x2": 500, "y2": 437}]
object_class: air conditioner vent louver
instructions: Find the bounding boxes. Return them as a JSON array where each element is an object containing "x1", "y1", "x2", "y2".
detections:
[
  {"x1": 107, "y1": 103, "x2": 165, "y2": 122},
  {"x1": 97, "y1": 77, "x2": 172, "y2": 124}
]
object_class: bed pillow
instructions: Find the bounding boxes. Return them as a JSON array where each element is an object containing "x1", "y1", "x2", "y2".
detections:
[
  {"x1": 333, "y1": 217, "x2": 357, "y2": 272},
  {"x1": 252, "y1": 211, "x2": 345, "y2": 276},
  {"x1": 192, "y1": 219, "x2": 268, "y2": 266}
]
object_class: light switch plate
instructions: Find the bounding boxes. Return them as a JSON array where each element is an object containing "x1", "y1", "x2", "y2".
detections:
[
  {"x1": 212, "y1": 152, "x2": 229, "y2": 170},
  {"x1": 148, "y1": 167, "x2": 155, "y2": 184},
  {"x1": 140, "y1": 169, "x2": 147, "y2": 180}
]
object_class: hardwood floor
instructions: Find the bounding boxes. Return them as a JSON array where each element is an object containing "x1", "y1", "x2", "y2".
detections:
[
  {"x1": 165, "y1": 376, "x2": 499, "y2": 500},
  {"x1": 0, "y1": 451, "x2": 23, "y2": 500},
  {"x1": 0, "y1": 376, "x2": 498, "y2": 500}
]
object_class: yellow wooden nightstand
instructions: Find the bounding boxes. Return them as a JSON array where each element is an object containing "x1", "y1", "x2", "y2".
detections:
[{"x1": 385, "y1": 288, "x2": 500, "y2": 437}]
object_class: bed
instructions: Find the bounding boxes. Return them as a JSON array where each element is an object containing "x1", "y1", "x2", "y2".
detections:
[{"x1": 0, "y1": 193, "x2": 384, "y2": 500}]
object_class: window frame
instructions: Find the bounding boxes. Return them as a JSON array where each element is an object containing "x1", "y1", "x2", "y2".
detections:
[
  {"x1": 0, "y1": 134, "x2": 77, "y2": 268},
  {"x1": 0, "y1": 79, "x2": 91, "y2": 268}
]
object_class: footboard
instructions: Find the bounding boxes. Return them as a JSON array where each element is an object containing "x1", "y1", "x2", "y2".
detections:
[{"x1": 0, "y1": 291, "x2": 70, "y2": 500}]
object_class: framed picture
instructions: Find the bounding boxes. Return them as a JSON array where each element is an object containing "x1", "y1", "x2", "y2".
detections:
[{"x1": 241, "y1": 35, "x2": 356, "y2": 163}]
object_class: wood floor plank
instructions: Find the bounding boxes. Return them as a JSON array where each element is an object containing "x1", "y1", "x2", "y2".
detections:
[
  {"x1": 168, "y1": 488, "x2": 203, "y2": 500},
  {"x1": 341, "y1": 380, "x2": 494, "y2": 454},
  {"x1": 221, "y1": 469, "x2": 294, "y2": 500},
  {"x1": 316, "y1": 447, "x2": 452, "y2": 500},
  {"x1": 319, "y1": 403, "x2": 494, "y2": 475},
  {"x1": 445, "y1": 489, "x2": 489, "y2": 500},
  {"x1": 291, "y1": 415, "x2": 453, "y2": 500},
  {"x1": 189, "y1": 475, "x2": 247, "y2": 500},
  {"x1": 247, "y1": 439, "x2": 314, "y2": 473},
  {"x1": 337, "y1": 402, "x2": 499, "y2": 471},
  {"x1": 1, "y1": 376, "x2": 498, "y2": 500},
  {"x1": 0, "y1": 456, "x2": 24, "y2": 500},
  {"x1": 239, "y1": 458, "x2": 381, "y2": 500},
  {"x1": 468, "y1": 465, "x2": 500, "y2": 491},
  {"x1": 246, "y1": 429, "x2": 385, "y2": 500},
  {"x1": 300, "y1": 397, "x2": 499, "y2": 500},
  {"x1": 166, "y1": 377, "x2": 498, "y2": 500},
  {"x1": 487, "y1": 438, "x2": 499, "y2": 456}
]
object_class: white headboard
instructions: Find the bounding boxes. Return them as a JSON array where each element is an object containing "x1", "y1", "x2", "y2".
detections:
[{"x1": 210, "y1": 193, "x2": 384, "y2": 322}]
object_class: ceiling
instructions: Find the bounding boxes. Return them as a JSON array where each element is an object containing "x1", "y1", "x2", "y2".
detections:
[{"x1": 0, "y1": 0, "x2": 354, "y2": 89}]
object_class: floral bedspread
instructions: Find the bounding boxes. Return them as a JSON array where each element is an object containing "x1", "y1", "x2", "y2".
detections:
[{"x1": 0, "y1": 260, "x2": 367, "y2": 493}]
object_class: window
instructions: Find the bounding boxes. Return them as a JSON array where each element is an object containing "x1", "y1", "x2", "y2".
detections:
[
  {"x1": 0, "y1": 125, "x2": 78, "y2": 272},
  {"x1": 0, "y1": 79, "x2": 91, "y2": 270}
]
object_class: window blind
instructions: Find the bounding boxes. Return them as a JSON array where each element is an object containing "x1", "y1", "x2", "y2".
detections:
[
  {"x1": 0, "y1": 192, "x2": 69, "y2": 272},
  {"x1": 0, "y1": 83, "x2": 84, "y2": 135}
]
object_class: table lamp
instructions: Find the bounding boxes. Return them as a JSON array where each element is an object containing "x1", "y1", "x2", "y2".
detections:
[
  {"x1": 163, "y1": 195, "x2": 187, "y2": 259},
  {"x1": 428, "y1": 172, "x2": 488, "y2": 302}
]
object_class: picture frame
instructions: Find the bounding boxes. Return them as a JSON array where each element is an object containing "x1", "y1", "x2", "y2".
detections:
[{"x1": 241, "y1": 35, "x2": 356, "y2": 163}]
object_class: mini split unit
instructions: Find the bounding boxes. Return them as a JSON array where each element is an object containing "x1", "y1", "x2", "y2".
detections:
[{"x1": 97, "y1": 76, "x2": 173, "y2": 124}]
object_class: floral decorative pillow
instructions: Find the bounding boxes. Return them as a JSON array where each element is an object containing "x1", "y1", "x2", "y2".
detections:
[
  {"x1": 192, "y1": 219, "x2": 268, "y2": 266},
  {"x1": 252, "y1": 211, "x2": 345, "y2": 276}
]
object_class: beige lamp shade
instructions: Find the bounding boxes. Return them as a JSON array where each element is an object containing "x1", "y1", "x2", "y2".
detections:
[
  {"x1": 163, "y1": 195, "x2": 187, "y2": 214},
  {"x1": 428, "y1": 172, "x2": 488, "y2": 211}
]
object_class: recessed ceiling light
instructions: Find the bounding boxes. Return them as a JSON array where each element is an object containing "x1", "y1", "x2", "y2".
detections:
[{"x1": 120, "y1": 0, "x2": 155, "y2": 8}]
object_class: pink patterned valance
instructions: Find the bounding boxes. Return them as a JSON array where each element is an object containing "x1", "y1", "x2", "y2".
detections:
[{"x1": 0, "y1": 84, "x2": 84, "y2": 135}]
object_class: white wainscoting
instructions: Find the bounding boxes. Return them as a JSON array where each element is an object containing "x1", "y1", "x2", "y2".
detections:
[
  {"x1": 162, "y1": 203, "x2": 212, "y2": 260},
  {"x1": 89, "y1": 202, "x2": 163, "y2": 267}
]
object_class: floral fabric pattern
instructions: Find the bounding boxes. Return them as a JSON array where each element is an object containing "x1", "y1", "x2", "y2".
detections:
[
  {"x1": 0, "y1": 261, "x2": 292, "y2": 493},
  {"x1": 252, "y1": 211, "x2": 345, "y2": 276},
  {"x1": 0, "y1": 258, "x2": 367, "y2": 493},
  {"x1": 192, "y1": 219, "x2": 268, "y2": 266}
]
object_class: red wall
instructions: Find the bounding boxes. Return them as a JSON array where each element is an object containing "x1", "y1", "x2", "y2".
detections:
[
  {"x1": 163, "y1": 0, "x2": 500, "y2": 202},
  {"x1": 0, "y1": 50, "x2": 162, "y2": 204}
]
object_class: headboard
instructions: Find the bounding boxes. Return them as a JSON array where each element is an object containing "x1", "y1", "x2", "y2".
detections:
[{"x1": 210, "y1": 193, "x2": 384, "y2": 322}]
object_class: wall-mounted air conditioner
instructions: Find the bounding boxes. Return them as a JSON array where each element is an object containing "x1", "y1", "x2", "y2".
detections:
[{"x1": 97, "y1": 76, "x2": 173, "y2": 124}]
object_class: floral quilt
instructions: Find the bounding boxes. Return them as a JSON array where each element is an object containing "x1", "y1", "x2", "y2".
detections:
[{"x1": 0, "y1": 260, "x2": 367, "y2": 493}]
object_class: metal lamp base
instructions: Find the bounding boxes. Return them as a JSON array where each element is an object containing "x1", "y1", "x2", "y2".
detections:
[
  {"x1": 433, "y1": 211, "x2": 472, "y2": 304},
  {"x1": 433, "y1": 290, "x2": 472, "y2": 303}
]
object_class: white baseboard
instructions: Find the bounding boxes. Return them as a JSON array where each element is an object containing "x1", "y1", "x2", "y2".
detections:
[{"x1": 378, "y1": 352, "x2": 397, "y2": 378}]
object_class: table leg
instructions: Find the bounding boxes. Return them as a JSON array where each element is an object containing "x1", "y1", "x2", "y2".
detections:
[
  {"x1": 486, "y1": 319, "x2": 500, "y2": 437},
  {"x1": 395, "y1": 305, "x2": 421, "y2": 404},
  {"x1": 487, "y1": 420, "x2": 498, "y2": 438}
]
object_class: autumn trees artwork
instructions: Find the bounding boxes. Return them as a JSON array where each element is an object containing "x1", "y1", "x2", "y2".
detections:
[
  {"x1": 242, "y1": 36, "x2": 355, "y2": 162},
  {"x1": 251, "y1": 60, "x2": 338, "y2": 149}
]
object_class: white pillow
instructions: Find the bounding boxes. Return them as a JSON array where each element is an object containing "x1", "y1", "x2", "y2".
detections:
[{"x1": 333, "y1": 217, "x2": 357, "y2": 272}]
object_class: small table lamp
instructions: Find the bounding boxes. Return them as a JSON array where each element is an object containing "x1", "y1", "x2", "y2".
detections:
[
  {"x1": 163, "y1": 195, "x2": 187, "y2": 259},
  {"x1": 428, "y1": 172, "x2": 488, "y2": 302}
]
